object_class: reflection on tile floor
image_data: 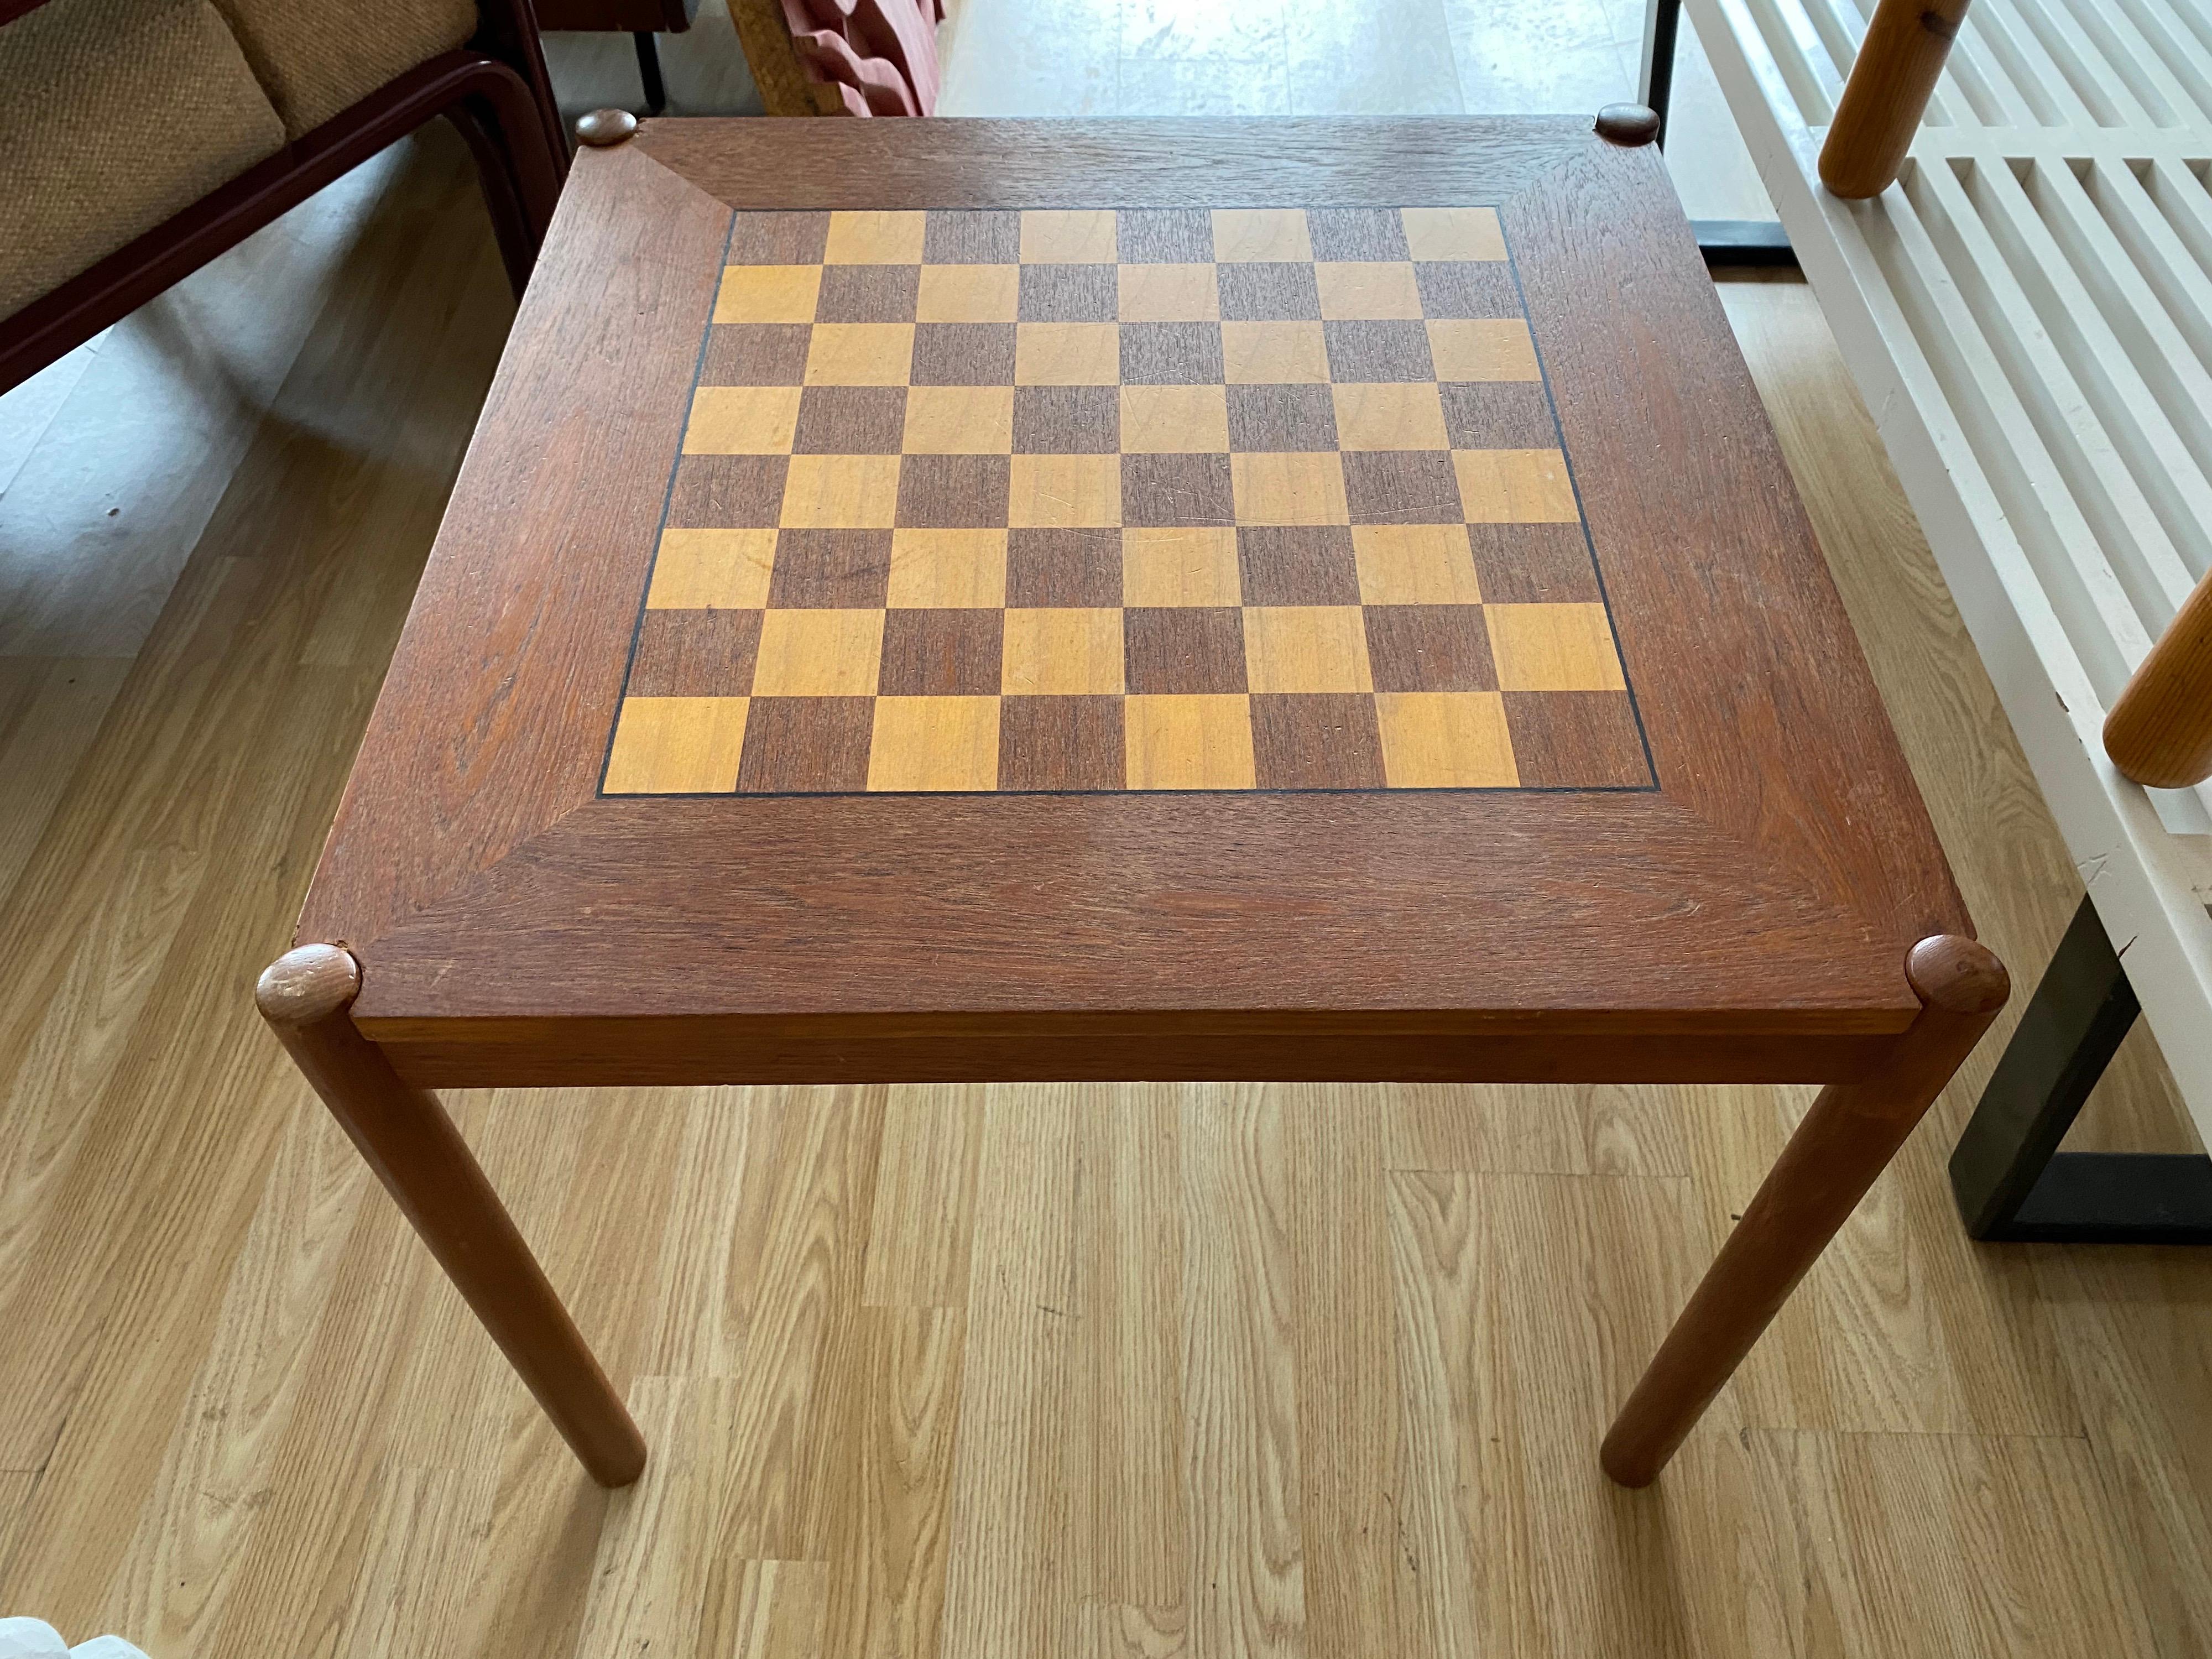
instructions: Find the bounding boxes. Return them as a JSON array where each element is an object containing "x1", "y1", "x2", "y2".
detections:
[{"x1": 935, "y1": 0, "x2": 1773, "y2": 220}]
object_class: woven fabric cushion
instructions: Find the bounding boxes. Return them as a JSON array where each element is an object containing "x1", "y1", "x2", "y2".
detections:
[
  {"x1": 0, "y1": 0, "x2": 286, "y2": 322},
  {"x1": 210, "y1": 0, "x2": 476, "y2": 138}
]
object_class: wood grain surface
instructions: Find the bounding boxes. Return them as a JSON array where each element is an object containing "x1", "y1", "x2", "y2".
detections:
[
  {"x1": 291, "y1": 120, "x2": 1970, "y2": 1078},
  {"x1": 1, "y1": 132, "x2": 2203, "y2": 1654}
]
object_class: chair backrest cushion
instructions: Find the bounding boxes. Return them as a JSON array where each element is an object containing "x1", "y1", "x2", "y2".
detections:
[{"x1": 208, "y1": 0, "x2": 477, "y2": 138}]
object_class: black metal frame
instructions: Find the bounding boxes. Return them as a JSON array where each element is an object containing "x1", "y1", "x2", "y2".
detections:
[
  {"x1": 1641, "y1": 0, "x2": 1799, "y2": 268},
  {"x1": 1948, "y1": 895, "x2": 2212, "y2": 1244},
  {"x1": 634, "y1": 30, "x2": 668, "y2": 114}
]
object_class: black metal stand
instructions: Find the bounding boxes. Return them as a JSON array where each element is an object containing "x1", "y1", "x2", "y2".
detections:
[
  {"x1": 1949, "y1": 895, "x2": 2212, "y2": 1244},
  {"x1": 634, "y1": 31, "x2": 668, "y2": 116},
  {"x1": 1641, "y1": 0, "x2": 1799, "y2": 268}
]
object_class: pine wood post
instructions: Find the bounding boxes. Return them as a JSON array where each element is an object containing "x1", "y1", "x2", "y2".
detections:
[
  {"x1": 1817, "y1": 0, "x2": 1973, "y2": 200},
  {"x1": 1600, "y1": 935, "x2": 2008, "y2": 1486},
  {"x1": 2104, "y1": 566, "x2": 2212, "y2": 789},
  {"x1": 256, "y1": 944, "x2": 647, "y2": 1486}
]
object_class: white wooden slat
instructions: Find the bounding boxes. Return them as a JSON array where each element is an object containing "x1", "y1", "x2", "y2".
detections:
[
  {"x1": 1742, "y1": 0, "x2": 1841, "y2": 128},
  {"x1": 1681, "y1": 0, "x2": 2212, "y2": 1130},
  {"x1": 1970, "y1": 160, "x2": 2210, "y2": 615}
]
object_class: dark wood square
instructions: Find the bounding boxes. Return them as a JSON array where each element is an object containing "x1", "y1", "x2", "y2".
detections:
[
  {"x1": 1415, "y1": 261, "x2": 1522, "y2": 319},
  {"x1": 1217, "y1": 263, "x2": 1323, "y2": 322},
  {"x1": 1323, "y1": 319, "x2": 1434, "y2": 383},
  {"x1": 999, "y1": 694, "x2": 1125, "y2": 790},
  {"x1": 766, "y1": 529, "x2": 893, "y2": 607},
  {"x1": 1306, "y1": 207, "x2": 1411, "y2": 261},
  {"x1": 1013, "y1": 385, "x2": 1120, "y2": 453},
  {"x1": 734, "y1": 695, "x2": 874, "y2": 791},
  {"x1": 1251, "y1": 692, "x2": 1385, "y2": 788},
  {"x1": 1363, "y1": 604, "x2": 1498, "y2": 691},
  {"x1": 701, "y1": 324, "x2": 811, "y2": 386},
  {"x1": 1342, "y1": 450, "x2": 1463, "y2": 524},
  {"x1": 1118, "y1": 208, "x2": 1213, "y2": 263},
  {"x1": 624, "y1": 608, "x2": 763, "y2": 697},
  {"x1": 728, "y1": 210, "x2": 828, "y2": 264},
  {"x1": 1503, "y1": 690, "x2": 1652, "y2": 787},
  {"x1": 879, "y1": 608, "x2": 1005, "y2": 695},
  {"x1": 1226, "y1": 384, "x2": 1338, "y2": 451},
  {"x1": 1019, "y1": 263, "x2": 1119, "y2": 322},
  {"x1": 666, "y1": 455, "x2": 787, "y2": 528},
  {"x1": 793, "y1": 385, "x2": 906, "y2": 454},
  {"x1": 1465, "y1": 523, "x2": 1604, "y2": 603},
  {"x1": 815, "y1": 263, "x2": 921, "y2": 324},
  {"x1": 1005, "y1": 528, "x2": 1122, "y2": 606},
  {"x1": 1123, "y1": 452, "x2": 1235, "y2": 527},
  {"x1": 911, "y1": 322, "x2": 1018, "y2": 385},
  {"x1": 1235, "y1": 526, "x2": 1360, "y2": 605},
  {"x1": 1440, "y1": 382, "x2": 1556, "y2": 448},
  {"x1": 1120, "y1": 322, "x2": 1225, "y2": 385},
  {"x1": 924, "y1": 209, "x2": 1020, "y2": 263},
  {"x1": 896, "y1": 453, "x2": 1011, "y2": 528},
  {"x1": 1125, "y1": 607, "x2": 1248, "y2": 693}
]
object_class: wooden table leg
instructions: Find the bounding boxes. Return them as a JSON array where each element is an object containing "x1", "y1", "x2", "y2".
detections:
[
  {"x1": 256, "y1": 944, "x2": 647, "y2": 1486},
  {"x1": 1600, "y1": 935, "x2": 2008, "y2": 1487}
]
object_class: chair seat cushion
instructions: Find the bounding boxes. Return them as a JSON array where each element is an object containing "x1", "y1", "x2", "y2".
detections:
[
  {"x1": 0, "y1": 0, "x2": 287, "y2": 322},
  {"x1": 209, "y1": 0, "x2": 477, "y2": 139}
]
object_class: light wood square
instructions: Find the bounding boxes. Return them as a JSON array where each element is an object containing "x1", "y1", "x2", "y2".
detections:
[
  {"x1": 603, "y1": 696, "x2": 750, "y2": 793},
  {"x1": 1120, "y1": 385, "x2": 1229, "y2": 453},
  {"x1": 685, "y1": 385, "x2": 803, "y2": 454},
  {"x1": 1002, "y1": 607, "x2": 1125, "y2": 693},
  {"x1": 1453, "y1": 448, "x2": 1579, "y2": 523},
  {"x1": 1484, "y1": 602, "x2": 1627, "y2": 691},
  {"x1": 1231, "y1": 451, "x2": 1350, "y2": 525},
  {"x1": 1122, "y1": 526, "x2": 1241, "y2": 606},
  {"x1": 1009, "y1": 453, "x2": 1122, "y2": 527},
  {"x1": 1222, "y1": 321, "x2": 1331, "y2": 384},
  {"x1": 1400, "y1": 206, "x2": 1506, "y2": 262},
  {"x1": 1118, "y1": 263, "x2": 1220, "y2": 322},
  {"x1": 1375, "y1": 691, "x2": 1518, "y2": 786},
  {"x1": 1352, "y1": 524, "x2": 1481, "y2": 605},
  {"x1": 1316, "y1": 262, "x2": 1423, "y2": 321},
  {"x1": 1429, "y1": 319, "x2": 1541, "y2": 382},
  {"x1": 904, "y1": 386, "x2": 1015, "y2": 453},
  {"x1": 1244, "y1": 605, "x2": 1374, "y2": 692},
  {"x1": 648, "y1": 528, "x2": 778, "y2": 609},
  {"x1": 1212, "y1": 208, "x2": 1312, "y2": 263},
  {"x1": 868, "y1": 696, "x2": 1001, "y2": 790},
  {"x1": 1125, "y1": 695, "x2": 1256, "y2": 788},
  {"x1": 804, "y1": 324, "x2": 915, "y2": 387},
  {"x1": 715, "y1": 264, "x2": 822, "y2": 325},
  {"x1": 917, "y1": 264, "x2": 1021, "y2": 323},
  {"x1": 1015, "y1": 322, "x2": 1120, "y2": 386},
  {"x1": 825, "y1": 210, "x2": 926, "y2": 264},
  {"x1": 1332, "y1": 383, "x2": 1449, "y2": 451},
  {"x1": 753, "y1": 608, "x2": 885, "y2": 695},
  {"x1": 1020, "y1": 210, "x2": 1119, "y2": 264},
  {"x1": 888, "y1": 529, "x2": 1008, "y2": 607},
  {"x1": 780, "y1": 454, "x2": 901, "y2": 528}
]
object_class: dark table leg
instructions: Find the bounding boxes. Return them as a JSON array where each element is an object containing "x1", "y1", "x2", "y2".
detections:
[
  {"x1": 1949, "y1": 894, "x2": 2212, "y2": 1245},
  {"x1": 1601, "y1": 936, "x2": 2008, "y2": 1486},
  {"x1": 634, "y1": 30, "x2": 669, "y2": 114},
  {"x1": 1641, "y1": 0, "x2": 1801, "y2": 268},
  {"x1": 257, "y1": 945, "x2": 648, "y2": 1485}
]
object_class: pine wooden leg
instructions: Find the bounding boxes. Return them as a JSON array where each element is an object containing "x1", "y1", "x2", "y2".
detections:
[
  {"x1": 256, "y1": 943, "x2": 647, "y2": 1486},
  {"x1": 1600, "y1": 935, "x2": 2008, "y2": 1487}
]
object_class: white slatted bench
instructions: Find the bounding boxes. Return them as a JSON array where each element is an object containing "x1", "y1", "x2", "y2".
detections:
[{"x1": 1658, "y1": 0, "x2": 2212, "y2": 1239}]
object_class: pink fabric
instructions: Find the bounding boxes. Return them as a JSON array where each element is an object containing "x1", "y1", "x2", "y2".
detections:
[{"x1": 780, "y1": 0, "x2": 938, "y2": 114}]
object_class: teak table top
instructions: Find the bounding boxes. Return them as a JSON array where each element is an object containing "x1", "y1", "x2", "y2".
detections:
[{"x1": 296, "y1": 117, "x2": 1970, "y2": 1088}]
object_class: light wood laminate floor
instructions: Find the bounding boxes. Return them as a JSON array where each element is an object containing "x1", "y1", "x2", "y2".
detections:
[{"x1": 2, "y1": 118, "x2": 2208, "y2": 1659}]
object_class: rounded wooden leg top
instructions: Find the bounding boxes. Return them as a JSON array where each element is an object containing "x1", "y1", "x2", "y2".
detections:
[{"x1": 1600, "y1": 933, "x2": 2007, "y2": 1487}]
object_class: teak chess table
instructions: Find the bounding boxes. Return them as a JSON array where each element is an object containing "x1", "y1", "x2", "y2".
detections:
[{"x1": 259, "y1": 113, "x2": 2008, "y2": 1492}]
